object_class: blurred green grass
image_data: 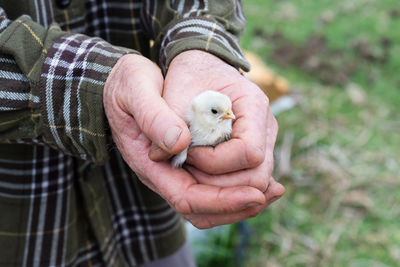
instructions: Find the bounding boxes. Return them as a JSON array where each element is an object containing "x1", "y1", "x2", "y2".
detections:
[
  {"x1": 241, "y1": 0, "x2": 400, "y2": 266},
  {"x1": 194, "y1": 0, "x2": 400, "y2": 266}
]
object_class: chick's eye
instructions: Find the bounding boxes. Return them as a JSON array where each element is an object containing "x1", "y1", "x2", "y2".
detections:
[{"x1": 211, "y1": 108, "x2": 218, "y2": 114}]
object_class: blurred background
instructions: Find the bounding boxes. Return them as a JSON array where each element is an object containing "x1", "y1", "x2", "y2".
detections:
[{"x1": 187, "y1": 0, "x2": 400, "y2": 266}]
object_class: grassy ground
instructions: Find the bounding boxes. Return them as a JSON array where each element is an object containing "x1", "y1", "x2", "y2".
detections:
[
  {"x1": 192, "y1": 1, "x2": 400, "y2": 267},
  {"x1": 240, "y1": 0, "x2": 400, "y2": 266}
]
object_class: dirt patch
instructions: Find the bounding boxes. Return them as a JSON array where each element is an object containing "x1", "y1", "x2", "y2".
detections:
[
  {"x1": 256, "y1": 30, "x2": 393, "y2": 86},
  {"x1": 352, "y1": 37, "x2": 392, "y2": 63},
  {"x1": 388, "y1": 8, "x2": 400, "y2": 18},
  {"x1": 269, "y1": 34, "x2": 357, "y2": 85}
]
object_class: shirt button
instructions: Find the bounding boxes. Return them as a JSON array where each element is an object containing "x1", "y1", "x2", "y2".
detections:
[{"x1": 56, "y1": 0, "x2": 71, "y2": 9}]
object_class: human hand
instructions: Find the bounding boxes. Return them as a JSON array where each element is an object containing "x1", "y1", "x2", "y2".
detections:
[
  {"x1": 150, "y1": 50, "x2": 283, "y2": 195},
  {"x1": 103, "y1": 54, "x2": 281, "y2": 229}
]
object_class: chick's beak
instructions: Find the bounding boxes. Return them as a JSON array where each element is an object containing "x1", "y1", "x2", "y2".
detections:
[{"x1": 221, "y1": 109, "x2": 236, "y2": 120}]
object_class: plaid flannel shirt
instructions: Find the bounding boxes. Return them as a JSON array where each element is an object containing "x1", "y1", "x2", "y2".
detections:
[{"x1": 0, "y1": 0, "x2": 249, "y2": 266}]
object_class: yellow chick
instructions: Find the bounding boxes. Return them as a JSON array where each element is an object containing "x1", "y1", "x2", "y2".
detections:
[{"x1": 171, "y1": 90, "x2": 235, "y2": 168}]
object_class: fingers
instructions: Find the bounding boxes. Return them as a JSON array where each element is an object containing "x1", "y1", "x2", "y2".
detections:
[
  {"x1": 169, "y1": 184, "x2": 266, "y2": 215},
  {"x1": 185, "y1": 141, "x2": 273, "y2": 192},
  {"x1": 126, "y1": 157, "x2": 267, "y2": 215},
  {"x1": 185, "y1": 135, "x2": 279, "y2": 192},
  {"x1": 185, "y1": 204, "x2": 266, "y2": 229},
  {"x1": 113, "y1": 115, "x2": 267, "y2": 218},
  {"x1": 115, "y1": 55, "x2": 191, "y2": 155},
  {"x1": 185, "y1": 178, "x2": 285, "y2": 229},
  {"x1": 186, "y1": 139, "x2": 255, "y2": 174}
]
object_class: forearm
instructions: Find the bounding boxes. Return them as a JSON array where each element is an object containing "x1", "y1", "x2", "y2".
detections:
[
  {"x1": 141, "y1": 0, "x2": 250, "y2": 74},
  {"x1": 0, "y1": 7, "x2": 136, "y2": 163}
]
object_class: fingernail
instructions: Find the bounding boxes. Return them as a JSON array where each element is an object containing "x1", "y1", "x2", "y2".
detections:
[
  {"x1": 246, "y1": 202, "x2": 261, "y2": 208},
  {"x1": 163, "y1": 126, "x2": 182, "y2": 149}
]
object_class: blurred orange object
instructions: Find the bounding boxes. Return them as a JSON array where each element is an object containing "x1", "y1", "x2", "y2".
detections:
[{"x1": 243, "y1": 50, "x2": 289, "y2": 102}]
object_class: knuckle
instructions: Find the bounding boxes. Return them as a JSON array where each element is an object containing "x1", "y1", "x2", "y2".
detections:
[
  {"x1": 251, "y1": 176, "x2": 269, "y2": 193},
  {"x1": 140, "y1": 108, "x2": 164, "y2": 138},
  {"x1": 245, "y1": 144, "x2": 265, "y2": 168},
  {"x1": 171, "y1": 197, "x2": 193, "y2": 215}
]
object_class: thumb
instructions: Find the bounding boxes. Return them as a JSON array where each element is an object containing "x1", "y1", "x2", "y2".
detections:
[{"x1": 118, "y1": 55, "x2": 190, "y2": 154}]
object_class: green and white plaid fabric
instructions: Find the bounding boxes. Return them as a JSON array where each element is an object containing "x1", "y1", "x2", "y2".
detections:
[{"x1": 0, "y1": 0, "x2": 249, "y2": 266}]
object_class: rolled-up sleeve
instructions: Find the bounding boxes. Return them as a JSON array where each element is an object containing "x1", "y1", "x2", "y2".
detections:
[
  {"x1": 0, "y1": 7, "x2": 138, "y2": 163},
  {"x1": 141, "y1": 0, "x2": 250, "y2": 74}
]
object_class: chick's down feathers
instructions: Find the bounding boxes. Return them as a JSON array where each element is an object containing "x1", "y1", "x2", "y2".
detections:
[{"x1": 171, "y1": 90, "x2": 235, "y2": 168}]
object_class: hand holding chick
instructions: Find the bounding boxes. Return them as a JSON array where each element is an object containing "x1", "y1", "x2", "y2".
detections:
[
  {"x1": 134, "y1": 50, "x2": 285, "y2": 228},
  {"x1": 152, "y1": 50, "x2": 283, "y2": 191}
]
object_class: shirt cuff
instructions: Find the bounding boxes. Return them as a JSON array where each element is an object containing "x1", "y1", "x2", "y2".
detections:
[
  {"x1": 159, "y1": 17, "x2": 250, "y2": 75},
  {"x1": 35, "y1": 33, "x2": 138, "y2": 164},
  {"x1": 0, "y1": 8, "x2": 12, "y2": 35}
]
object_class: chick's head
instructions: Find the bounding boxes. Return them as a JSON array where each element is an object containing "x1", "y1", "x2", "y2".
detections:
[{"x1": 188, "y1": 90, "x2": 235, "y2": 129}]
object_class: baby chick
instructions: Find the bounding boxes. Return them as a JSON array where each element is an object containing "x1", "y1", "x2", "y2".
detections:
[{"x1": 171, "y1": 90, "x2": 236, "y2": 168}]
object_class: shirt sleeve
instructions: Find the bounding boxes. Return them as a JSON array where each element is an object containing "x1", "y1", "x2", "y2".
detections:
[
  {"x1": 141, "y1": 0, "x2": 250, "y2": 74},
  {"x1": 0, "y1": 7, "x2": 138, "y2": 164}
]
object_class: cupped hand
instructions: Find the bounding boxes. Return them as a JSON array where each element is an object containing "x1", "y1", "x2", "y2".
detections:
[
  {"x1": 150, "y1": 50, "x2": 282, "y2": 193},
  {"x1": 103, "y1": 54, "x2": 283, "y2": 229}
]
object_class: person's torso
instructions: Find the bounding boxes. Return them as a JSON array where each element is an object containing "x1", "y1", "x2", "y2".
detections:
[{"x1": 0, "y1": 0, "x2": 150, "y2": 55}]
